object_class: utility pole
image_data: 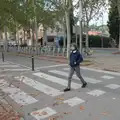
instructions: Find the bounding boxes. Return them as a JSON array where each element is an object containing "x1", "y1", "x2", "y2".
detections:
[{"x1": 79, "y1": 0, "x2": 83, "y2": 53}]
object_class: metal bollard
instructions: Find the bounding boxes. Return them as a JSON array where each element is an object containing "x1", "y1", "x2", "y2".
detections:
[
  {"x1": 2, "y1": 52, "x2": 4, "y2": 62},
  {"x1": 32, "y1": 55, "x2": 34, "y2": 71}
]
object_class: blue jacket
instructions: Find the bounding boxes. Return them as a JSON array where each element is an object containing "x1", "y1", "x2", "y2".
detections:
[{"x1": 69, "y1": 50, "x2": 83, "y2": 67}]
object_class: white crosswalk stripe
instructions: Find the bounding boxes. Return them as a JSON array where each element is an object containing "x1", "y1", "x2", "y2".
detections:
[
  {"x1": 64, "y1": 67, "x2": 120, "y2": 76},
  {"x1": 64, "y1": 97, "x2": 85, "y2": 107},
  {"x1": 31, "y1": 97, "x2": 85, "y2": 119},
  {"x1": 0, "y1": 79, "x2": 38, "y2": 105},
  {"x1": 105, "y1": 84, "x2": 120, "y2": 89},
  {"x1": 101, "y1": 75, "x2": 114, "y2": 80},
  {"x1": 0, "y1": 65, "x2": 19, "y2": 68},
  {"x1": 33, "y1": 72, "x2": 82, "y2": 89},
  {"x1": 87, "y1": 90, "x2": 106, "y2": 97},
  {"x1": 0, "y1": 61, "x2": 29, "y2": 72},
  {"x1": 0, "y1": 62, "x2": 9, "y2": 65},
  {"x1": 15, "y1": 76, "x2": 63, "y2": 97},
  {"x1": 0, "y1": 69, "x2": 29, "y2": 72},
  {"x1": 49, "y1": 70, "x2": 102, "y2": 84}
]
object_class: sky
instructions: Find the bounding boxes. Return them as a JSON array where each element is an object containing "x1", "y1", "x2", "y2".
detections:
[{"x1": 73, "y1": 0, "x2": 109, "y2": 26}]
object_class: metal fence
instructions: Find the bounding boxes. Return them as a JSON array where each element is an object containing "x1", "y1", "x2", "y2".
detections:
[
  {"x1": 0, "y1": 45, "x2": 93, "y2": 58},
  {"x1": 7, "y1": 46, "x2": 67, "y2": 57}
]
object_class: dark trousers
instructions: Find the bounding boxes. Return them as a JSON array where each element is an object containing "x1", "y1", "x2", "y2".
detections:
[{"x1": 68, "y1": 66, "x2": 86, "y2": 88}]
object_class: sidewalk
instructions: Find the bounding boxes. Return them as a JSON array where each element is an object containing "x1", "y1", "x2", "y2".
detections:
[
  {"x1": 0, "y1": 93, "x2": 21, "y2": 120},
  {"x1": 88, "y1": 54, "x2": 120, "y2": 73},
  {"x1": 37, "y1": 52, "x2": 120, "y2": 73},
  {"x1": 0, "y1": 76, "x2": 23, "y2": 120}
]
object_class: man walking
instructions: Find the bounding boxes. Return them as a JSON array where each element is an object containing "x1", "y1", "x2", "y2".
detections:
[{"x1": 64, "y1": 43, "x2": 87, "y2": 92}]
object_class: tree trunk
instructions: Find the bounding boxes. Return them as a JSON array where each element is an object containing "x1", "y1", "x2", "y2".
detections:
[
  {"x1": 17, "y1": 31, "x2": 19, "y2": 46},
  {"x1": 63, "y1": 25, "x2": 66, "y2": 48},
  {"x1": 85, "y1": 22, "x2": 89, "y2": 49},
  {"x1": 79, "y1": 21, "x2": 82, "y2": 53},
  {"x1": 23, "y1": 29, "x2": 25, "y2": 44},
  {"x1": 32, "y1": 28, "x2": 34, "y2": 46},
  {"x1": 35, "y1": 17, "x2": 38, "y2": 47},
  {"x1": 79, "y1": 0, "x2": 83, "y2": 53},
  {"x1": 4, "y1": 26, "x2": 8, "y2": 52},
  {"x1": 65, "y1": 11, "x2": 71, "y2": 58},
  {"x1": 43, "y1": 28, "x2": 47, "y2": 46},
  {"x1": 75, "y1": 27, "x2": 77, "y2": 45},
  {"x1": 117, "y1": 1, "x2": 120, "y2": 50}
]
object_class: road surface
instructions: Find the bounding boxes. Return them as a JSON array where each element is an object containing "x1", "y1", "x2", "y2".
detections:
[{"x1": 0, "y1": 53, "x2": 120, "y2": 120}]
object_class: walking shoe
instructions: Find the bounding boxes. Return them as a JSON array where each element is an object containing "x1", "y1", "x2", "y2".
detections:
[
  {"x1": 81, "y1": 82, "x2": 87, "y2": 88},
  {"x1": 64, "y1": 88, "x2": 71, "y2": 92}
]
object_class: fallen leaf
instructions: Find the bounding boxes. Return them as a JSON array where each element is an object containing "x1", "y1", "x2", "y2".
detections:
[
  {"x1": 32, "y1": 112, "x2": 40, "y2": 115},
  {"x1": 32, "y1": 111, "x2": 48, "y2": 116},
  {"x1": 53, "y1": 101, "x2": 64, "y2": 106},
  {"x1": 20, "y1": 105, "x2": 23, "y2": 108},
  {"x1": 49, "y1": 115, "x2": 63, "y2": 120},
  {"x1": 56, "y1": 97, "x2": 64, "y2": 101},
  {"x1": 63, "y1": 112, "x2": 72, "y2": 115},
  {"x1": 80, "y1": 106, "x2": 85, "y2": 111},
  {"x1": 29, "y1": 92, "x2": 40, "y2": 97},
  {"x1": 40, "y1": 111, "x2": 48, "y2": 116},
  {"x1": 49, "y1": 116, "x2": 58, "y2": 120},
  {"x1": 101, "y1": 112, "x2": 109, "y2": 116}
]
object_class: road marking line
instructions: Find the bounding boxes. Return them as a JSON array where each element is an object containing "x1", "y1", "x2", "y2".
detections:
[
  {"x1": 0, "y1": 75, "x2": 6, "y2": 78},
  {"x1": 33, "y1": 72, "x2": 81, "y2": 89},
  {"x1": 87, "y1": 90, "x2": 106, "y2": 97},
  {"x1": 0, "y1": 69, "x2": 29, "y2": 72},
  {"x1": 0, "y1": 79, "x2": 38, "y2": 105},
  {"x1": 0, "y1": 65, "x2": 19, "y2": 68},
  {"x1": 64, "y1": 67, "x2": 120, "y2": 76},
  {"x1": 36, "y1": 64, "x2": 67, "y2": 69},
  {"x1": 6, "y1": 61, "x2": 31, "y2": 69},
  {"x1": 101, "y1": 75, "x2": 114, "y2": 80},
  {"x1": 49, "y1": 70, "x2": 102, "y2": 84},
  {"x1": 31, "y1": 107, "x2": 57, "y2": 120},
  {"x1": 64, "y1": 97, "x2": 85, "y2": 107},
  {"x1": 15, "y1": 76, "x2": 63, "y2": 97},
  {"x1": 0, "y1": 62, "x2": 9, "y2": 65},
  {"x1": 105, "y1": 84, "x2": 120, "y2": 89}
]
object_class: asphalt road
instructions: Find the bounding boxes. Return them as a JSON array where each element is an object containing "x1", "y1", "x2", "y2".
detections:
[{"x1": 0, "y1": 53, "x2": 120, "y2": 120}]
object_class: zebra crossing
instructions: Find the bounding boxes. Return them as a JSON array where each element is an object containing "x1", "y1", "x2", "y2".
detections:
[
  {"x1": 0, "y1": 60, "x2": 30, "y2": 72},
  {"x1": 0, "y1": 79, "x2": 38, "y2": 105},
  {"x1": 49, "y1": 70, "x2": 102, "y2": 84},
  {"x1": 15, "y1": 76, "x2": 63, "y2": 97},
  {"x1": 0, "y1": 67, "x2": 120, "y2": 120},
  {"x1": 33, "y1": 72, "x2": 82, "y2": 89}
]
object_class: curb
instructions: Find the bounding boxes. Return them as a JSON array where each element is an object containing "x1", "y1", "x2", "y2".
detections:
[
  {"x1": 5, "y1": 52, "x2": 94, "y2": 66},
  {"x1": 112, "y1": 51, "x2": 120, "y2": 55}
]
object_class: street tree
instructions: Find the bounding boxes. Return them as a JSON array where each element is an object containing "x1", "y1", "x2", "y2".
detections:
[
  {"x1": 117, "y1": 0, "x2": 120, "y2": 50},
  {"x1": 75, "y1": 0, "x2": 107, "y2": 49},
  {"x1": 108, "y1": 0, "x2": 120, "y2": 50},
  {"x1": 108, "y1": 0, "x2": 119, "y2": 46},
  {"x1": 82, "y1": 0, "x2": 107, "y2": 48}
]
